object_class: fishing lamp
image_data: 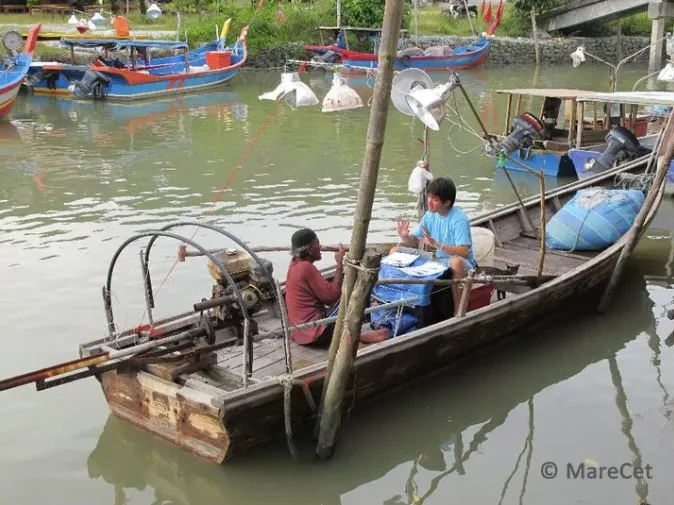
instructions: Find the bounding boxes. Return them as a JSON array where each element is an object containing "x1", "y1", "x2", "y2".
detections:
[
  {"x1": 391, "y1": 68, "x2": 458, "y2": 130},
  {"x1": 499, "y1": 113, "x2": 545, "y2": 153},
  {"x1": 90, "y1": 12, "x2": 105, "y2": 25},
  {"x1": 146, "y1": 2, "x2": 162, "y2": 20},
  {"x1": 583, "y1": 126, "x2": 641, "y2": 173},
  {"x1": 658, "y1": 62, "x2": 674, "y2": 82},
  {"x1": 570, "y1": 46, "x2": 586, "y2": 68},
  {"x1": 68, "y1": 14, "x2": 79, "y2": 25},
  {"x1": 321, "y1": 72, "x2": 363, "y2": 113},
  {"x1": 258, "y1": 71, "x2": 319, "y2": 108}
]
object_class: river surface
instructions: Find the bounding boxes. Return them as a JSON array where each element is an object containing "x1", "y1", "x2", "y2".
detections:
[{"x1": 1, "y1": 63, "x2": 674, "y2": 505}]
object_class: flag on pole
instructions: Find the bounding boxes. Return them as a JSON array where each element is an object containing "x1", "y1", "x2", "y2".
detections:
[{"x1": 483, "y1": 2, "x2": 493, "y2": 23}]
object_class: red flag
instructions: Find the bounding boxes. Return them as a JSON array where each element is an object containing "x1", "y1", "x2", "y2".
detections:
[
  {"x1": 479, "y1": 0, "x2": 485, "y2": 16},
  {"x1": 496, "y1": 0, "x2": 504, "y2": 20},
  {"x1": 483, "y1": 2, "x2": 493, "y2": 23}
]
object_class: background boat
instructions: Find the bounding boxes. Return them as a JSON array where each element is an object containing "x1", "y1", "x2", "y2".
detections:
[{"x1": 0, "y1": 23, "x2": 41, "y2": 119}]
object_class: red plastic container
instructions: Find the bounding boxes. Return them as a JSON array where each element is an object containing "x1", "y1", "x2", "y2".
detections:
[
  {"x1": 466, "y1": 283, "x2": 494, "y2": 312},
  {"x1": 205, "y1": 51, "x2": 232, "y2": 69}
]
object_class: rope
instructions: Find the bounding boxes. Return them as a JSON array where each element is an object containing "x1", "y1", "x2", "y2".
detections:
[
  {"x1": 344, "y1": 257, "x2": 380, "y2": 274},
  {"x1": 279, "y1": 374, "x2": 316, "y2": 459},
  {"x1": 133, "y1": 100, "x2": 283, "y2": 329}
]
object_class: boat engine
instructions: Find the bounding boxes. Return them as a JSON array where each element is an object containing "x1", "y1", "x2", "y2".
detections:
[
  {"x1": 72, "y1": 70, "x2": 111, "y2": 100},
  {"x1": 584, "y1": 126, "x2": 641, "y2": 173},
  {"x1": 499, "y1": 112, "x2": 545, "y2": 154},
  {"x1": 311, "y1": 50, "x2": 341, "y2": 64},
  {"x1": 202, "y1": 248, "x2": 276, "y2": 344}
]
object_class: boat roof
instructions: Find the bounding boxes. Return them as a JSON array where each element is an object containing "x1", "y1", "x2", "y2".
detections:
[
  {"x1": 575, "y1": 91, "x2": 674, "y2": 107},
  {"x1": 495, "y1": 88, "x2": 594, "y2": 99},
  {"x1": 318, "y1": 25, "x2": 409, "y2": 34},
  {"x1": 59, "y1": 38, "x2": 188, "y2": 50}
]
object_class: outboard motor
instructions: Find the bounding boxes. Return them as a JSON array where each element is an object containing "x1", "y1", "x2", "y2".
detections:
[
  {"x1": 584, "y1": 126, "x2": 640, "y2": 173},
  {"x1": 498, "y1": 112, "x2": 545, "y2": 154},
  {"x1": 72, "y1": 70, "x2": 111, "y2": 100},
  {"x1": 312, "y1": 50, "x2": 341, "y2": 64}
]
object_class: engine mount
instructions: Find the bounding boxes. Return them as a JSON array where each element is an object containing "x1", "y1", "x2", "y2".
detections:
[{"x1": 499, "y1": 112, "x2": 545, "y2": 154}]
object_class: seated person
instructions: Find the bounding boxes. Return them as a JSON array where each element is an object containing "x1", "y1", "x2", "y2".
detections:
[
  {"x1": 285, "y1": 228, "x2": 389, "y2": 347},
  {"x1": 394, "y1": 177, "x2": 476, "y2": 316}
]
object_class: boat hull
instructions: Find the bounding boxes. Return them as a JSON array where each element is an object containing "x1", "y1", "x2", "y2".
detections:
[
  {"x1": 568, "y1": 148, "x2": 674, "y2": 183},
  {"x1": 0, "y1": 23, "x2": 41, "y2": 118},
  {"x1": 92, "y1": 161, "x2": 663, "y2": 463},
  {"x1": 498, "y1": 149, "x2": 577, "y2": 177},
  {"x1": 306, "y1": 38, "x2": 490, "y2": 73}
]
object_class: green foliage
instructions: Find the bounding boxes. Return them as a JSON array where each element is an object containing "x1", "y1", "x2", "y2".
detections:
[
  {"x1": 496, "y1": 5, "x2": 532, "y2": 37},
  {"x1": 26, "y1": 0, "x2": 40, "y2": 6},
  {"x1": 511, "y1": 0, "x2": 559, "y2": 14}
]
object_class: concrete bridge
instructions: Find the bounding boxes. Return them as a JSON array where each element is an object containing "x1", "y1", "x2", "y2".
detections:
[{"x1": 540, "y1": 0, "x2": 674, "y2": 70}]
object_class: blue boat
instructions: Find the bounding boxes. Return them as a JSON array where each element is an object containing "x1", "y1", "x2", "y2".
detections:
[
  {"x1": 0, "y1": 23, "x2": 41, "y2": 118},
  {"x1": 24, "y1": 38, "x2": 222, "y2": 97},
  {"x1": 566, "y1": 91, "x2": 674, "y2": 181}
]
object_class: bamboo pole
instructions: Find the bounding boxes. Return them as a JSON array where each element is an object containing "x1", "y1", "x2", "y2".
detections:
[
  {"x1": 531, "y1": 8, "x2": 540, "y2": 66},
  {"x1": 315, "y1": 0, "x2": 405, "y2": 440},
  {"x1": 536, "y1": 171, "x2": 546, "y2": 285},
  {"x1": 597, "y1": 111, "x2": 674, "y2": 312},
  {"x1": 316, "y1": 249, "x2": 382, "y2": 459}
]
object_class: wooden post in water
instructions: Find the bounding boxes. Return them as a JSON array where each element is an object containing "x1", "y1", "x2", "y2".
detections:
[
  {"x1": 597, "y1": 111, "x2": 674, "y2": 313},
  {"x1": 315, "y1": 0, "x2": 405, "y2": 444},
  {"x1": 316, "y1": 250, "x2": 382, "y2": 459}
]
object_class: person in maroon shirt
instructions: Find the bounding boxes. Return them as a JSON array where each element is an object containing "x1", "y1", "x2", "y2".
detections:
[{"x1": 284, "y1": 228, "x2": 389, "y2": 347}]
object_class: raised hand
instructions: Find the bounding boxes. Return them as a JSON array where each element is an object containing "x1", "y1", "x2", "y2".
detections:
[
  {"x1": 396, "y1": 219, "x2": 410, "y2": 239},
  {"x1": 335, "y1": 243, "x2": 346, "y2": 265},
  {"x1": 420, "y1": 225, "x2": 438, "y2": 249}
]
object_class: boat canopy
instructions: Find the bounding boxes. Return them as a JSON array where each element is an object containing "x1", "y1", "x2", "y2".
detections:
[
  {"x1": 59, "y1": 38, "x2": 189, "y2": 50},
  {"x1": 575, "y1": 91, "x2": 674, "y2": 107},
  {"x1": 495, "y1": 88, "x2": 594, "y2": 100}
]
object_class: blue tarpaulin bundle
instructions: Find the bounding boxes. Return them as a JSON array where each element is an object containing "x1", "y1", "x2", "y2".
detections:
[{"x1": 545, "y1": 188, "x2": 645, "y2": 251}]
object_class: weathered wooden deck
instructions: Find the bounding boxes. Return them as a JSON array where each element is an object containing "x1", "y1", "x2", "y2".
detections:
[{"x1": 197, "y1": 234, "x2": 599, "y2": 388}]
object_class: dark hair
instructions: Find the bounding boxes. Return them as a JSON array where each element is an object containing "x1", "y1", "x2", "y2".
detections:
[
  {"x1": 427, "y1": 177, "x2": 456, "y2": 205},
  {"x1": 291, "y1": 228, "x2": 318, "y2": 258}
]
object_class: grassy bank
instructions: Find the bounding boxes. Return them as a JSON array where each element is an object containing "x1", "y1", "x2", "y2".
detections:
[{"x1": 5, "y1": 2, "x2": 665, "y2": 60}]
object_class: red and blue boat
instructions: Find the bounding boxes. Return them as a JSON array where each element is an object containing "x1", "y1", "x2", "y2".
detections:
[
  {"x1": 305, "y1": 26, "x2": 490, "y2": 74},
  {"x1": 0, "y1": 23, "x2": 41, "y2": 119},
  {"x1": 26, "y1": 26, "x2": 248, "y2": 101}
]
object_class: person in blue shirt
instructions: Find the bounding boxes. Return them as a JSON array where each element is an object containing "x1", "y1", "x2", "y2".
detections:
[{"x1": 395, "y1": 177, "x2": 476, "y2": 316}]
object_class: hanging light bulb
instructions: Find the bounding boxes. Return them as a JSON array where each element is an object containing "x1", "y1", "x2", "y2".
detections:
[
  {"x1": 321, "y1": 72, "x2": 363, "y2": 112},
  {"x1": 146, "y1": 2, "x2": 162, "y2": 20},
  {"x1": 258, "y1": 72, "x2": 319, "y2": 108},
  {"x1": 658, "y1": 61, "x2": 674, "y2": 82},
  {"x1": 570, "y1": 46, "x2": 586, "y2": 68}
]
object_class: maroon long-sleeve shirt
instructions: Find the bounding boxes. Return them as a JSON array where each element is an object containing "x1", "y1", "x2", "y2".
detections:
[{"x1": 285, "y1": 258, "x2": 341, "y2": 344}]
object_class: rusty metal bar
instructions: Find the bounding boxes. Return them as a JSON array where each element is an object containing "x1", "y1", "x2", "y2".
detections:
[{"x1": 193, "y1": 295, "x2": 235, "y2": 312}]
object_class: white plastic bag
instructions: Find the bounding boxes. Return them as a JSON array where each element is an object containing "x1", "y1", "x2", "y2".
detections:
[{"x1": 408, "y1": 161, "x2": 433, "y2": 194}]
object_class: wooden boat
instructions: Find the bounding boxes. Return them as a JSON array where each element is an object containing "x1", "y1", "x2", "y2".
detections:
[
  {"x1": 567, "y1": 91, "x2": 674, "y2": 182},
  {"x1": 24, "y1": 37, "x2": 227, "y2": 98},
  {"x1": 4, "y1": 151, "x2": 647, "y2": 463},
  {"x1": 0, "y1": 23, "x2": 40, "y2": 119},
  {"x1": 491, "y1": 88, "x2": 656, "y2": 177},
  {"x1": 305, "y1": 26, "x2": 490, "y2": 74}
]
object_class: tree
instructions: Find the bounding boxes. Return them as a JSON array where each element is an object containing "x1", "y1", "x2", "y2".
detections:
[{"x1": 512, "y1": 0, "x2": 559, "y2": 65}]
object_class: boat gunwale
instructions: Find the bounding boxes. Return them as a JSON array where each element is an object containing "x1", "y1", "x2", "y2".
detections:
[{"x1": 221, "y1": 159, "x2": 665, "y2": 403}]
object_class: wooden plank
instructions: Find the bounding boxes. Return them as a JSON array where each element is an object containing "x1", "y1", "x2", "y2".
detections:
[
  {"x1": 144, "y1": 353, "x2": 217, "y2": 382},
  {"x1": 493, "y1": 244, "x2": 582, "y2": 276}
]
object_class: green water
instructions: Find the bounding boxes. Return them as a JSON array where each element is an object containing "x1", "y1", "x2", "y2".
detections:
[{"x1": 1, "y1": 64, "x2": 674, "y2": 505}]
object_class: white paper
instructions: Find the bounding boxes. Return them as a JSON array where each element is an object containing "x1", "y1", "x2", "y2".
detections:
[
  {"x1": 399, "y1": 261, "x2": 447, "y2": 277},
  {"x1": 382, "y1": 252, "x2": 420, "y2": 268}
]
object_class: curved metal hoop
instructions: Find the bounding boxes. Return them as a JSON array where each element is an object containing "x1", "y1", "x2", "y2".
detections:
[
  {"x1": 103, "y1": 230, "x2": 251, "y2": 342},
  {"x1": 142, "y1": 221, "x2": 292, "y2": 372}
]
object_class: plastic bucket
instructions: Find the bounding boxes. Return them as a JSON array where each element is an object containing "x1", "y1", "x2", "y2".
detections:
[
  {"x1": 206, "y1": 51, "x2": 232, "y2": 69},
  {"x1": 471, "y1": 226, "x2": 495, "y2": 267}
]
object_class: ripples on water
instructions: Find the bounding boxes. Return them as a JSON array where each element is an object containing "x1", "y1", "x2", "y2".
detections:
[{"x1": 1, "y1": 65, "x2": 674, "y2": 505}]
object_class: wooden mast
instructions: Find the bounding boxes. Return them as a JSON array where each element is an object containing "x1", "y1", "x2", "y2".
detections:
[{"x1": 315, "y1": 0, "x2": 405, "y2": 456}]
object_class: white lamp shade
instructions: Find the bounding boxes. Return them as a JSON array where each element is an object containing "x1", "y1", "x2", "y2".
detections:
[
  {"x1": 146, "y1": 3, "x2": 162, "y2": 20},
  {"x1": 91, "y1": 12, "x2": 104, "y2": 24},
  {"x1": 571, "y1": 46, "x2": 586, "y2": 68},
  {"x1": 321, "y1": 72, "x2": 363, "y2": 112},
  {"x1": 658, "y1": 62, "x2": 674, "y2": 82},
  {"x1": 404, "y1": 81, "x2": 456, "y2": 131},
  {"x1": 258, "y1": 72, "x2": 319, "y2": 108},
  {"x1": 87, "y1": 20, "x2": 97, "y2": 30},
  {"x1": 68, "y1": 14, "x2": 79, "y2": 25}
]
